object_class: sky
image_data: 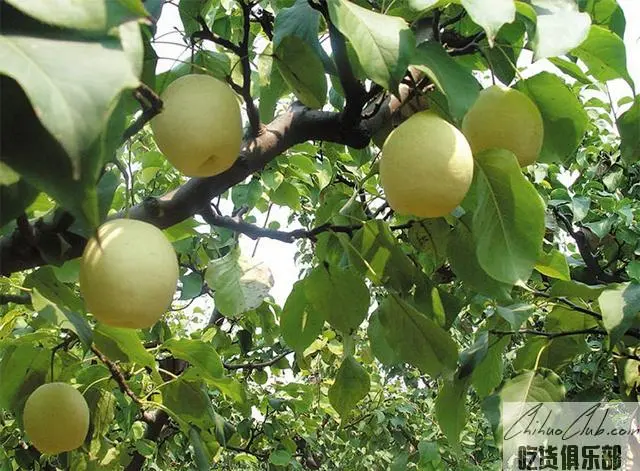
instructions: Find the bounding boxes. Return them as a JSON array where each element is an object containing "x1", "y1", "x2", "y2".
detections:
[{"x1": 152, "y1": 1, "x2": 640, "y2": 306}]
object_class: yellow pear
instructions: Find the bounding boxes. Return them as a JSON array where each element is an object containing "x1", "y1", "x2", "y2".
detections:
[
  {"x1": 80, "y1": 219, "x2": 179, "y2": 329},
  {"x1": 380, "y1": 111, "x2": 474, "y2": 218},
  {"x1": 151, "y1": 74, "x2": 243, "y2": 177},
  {"x1": 23, "y1": 383, "x2": 90, "y2": 454},
  {"x1": 462, "y1": 85, "x2": 543, "y2": 166}
]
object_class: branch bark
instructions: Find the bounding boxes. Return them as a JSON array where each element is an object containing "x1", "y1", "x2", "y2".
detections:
[{"x1": 0, "y1": 72, "x2": 418, "y2": 276}]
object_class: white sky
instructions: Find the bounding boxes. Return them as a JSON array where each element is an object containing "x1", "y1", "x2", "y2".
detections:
[{"x1": 153, "y1": 1, "x2": 640, "y2": 305}]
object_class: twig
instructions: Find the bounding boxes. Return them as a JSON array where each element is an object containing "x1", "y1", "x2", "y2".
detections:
[
  {"x1": 200, "y1": 209, "x2": 417, "y2": 243},
  {"x1": 237, "y1": 0, "x2": 262, "y2": 136},
  {"x1": 223, "y1": 349, "x2": 292, "y2": 370},
  {"x1": 489, "y1": 328, "x2": 604, "y2": 339},
  {"x1": 90, "y1": 345, "x2": 143, "y2": 406},
  {"x1": 121, "y1": 85, "x2": 163, "y2": 145},
  {"x1": 191, "y1": 15, "x2": 241, "y2": 54},
  {"x1": 225, "y1": 445, "x2": 268, "y2": 459}
]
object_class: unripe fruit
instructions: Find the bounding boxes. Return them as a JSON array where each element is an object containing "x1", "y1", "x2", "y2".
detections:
[
  {"x1": 23, "y1": 383, "x2": 90, "y2": 454},
  {"x1": 462, "y1": 85, "x2": 544, "y2": 166},
  {"x1": 151, "y1": 74, "x2": 243, "y2": 177},
  {"x1": 80, "y1": 219, "x2": 179, "y2": 329},
  {"x1": 380, "y1": 111, "x2": 474, "y2": 218}
]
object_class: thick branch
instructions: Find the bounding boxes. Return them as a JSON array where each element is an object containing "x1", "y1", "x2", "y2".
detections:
[
  {"x1": 1, "y1": 73, "x2": 417, "y2": 276},
  {"x1": 124, "y1": 409, "x2": 169, "y2": 471}
]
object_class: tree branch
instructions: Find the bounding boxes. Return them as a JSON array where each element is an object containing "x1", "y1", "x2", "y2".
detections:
[
  {"x1": 223, "y1": 349, "x2": 293, "y2": 370},
  {"x1": 191, "y1": 15, "x2": 241, "y2": 54},
  {"x1": 0, "y1": 72, "x2": 419, "y2": 276},
  {"x1": 121, "y1": 85, "x2": 163, "y2": 145},
  {"x1": 553, "y1": 208, "x2": 622, "y2": 283},
  {"x1": 201, "y1": 208, "x2": 417, "y2": 243},
  {"x1": 90, "y1": 345, "x2": 143, "y2": 406},
  {"x1": 238, "y1": 0, "x2": 262, "y2": 136},
  {"x1": 311, "y1": 0, "x2": 367, "y2": 126},
  {"x1": 0, "y1": 293, "x2": 30, "y2": 305}
]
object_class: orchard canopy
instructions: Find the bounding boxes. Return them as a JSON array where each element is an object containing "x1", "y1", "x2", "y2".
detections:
[{"x1": 1, "y1": 0, "x2": 640, "y2": 469}]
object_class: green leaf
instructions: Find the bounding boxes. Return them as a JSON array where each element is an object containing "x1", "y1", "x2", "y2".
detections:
[
  {"x1": 448, "y1": 220, "x2": 513, "y2": 301},
  {"x1": 30, "y1": 289, "x2": 93, "y2": 347},
  {"x1": 270, "y1": 180, "x2": 301, "y2": 211},
  {"x1": 535, "y1": 249, "x2": 570, "y2": 280},
  {"x1": 203, "y1": 376, "x2": 249, "y2": 414},
  {"x1": 377, "y1": 294, "x2": 458, "y2": 377},
  {"x1": 599, "y1": 283, "x2": 640, "y2": 345},
  {"x1": 205, "y1": 249, "x2": 274, "y2": 318},
  {"x1": 460, "y1": 0, "x2": 516, "y2": 46},
  {"x1": 472, "y1": 335, "x2": 510, "y2": 398},
  {"x1": 328, "y1": 356, "x2": 370, "y2": 419},
  {"x1": 0, "y1": 171, "x2": 38, "y2": 228},
  {"x1": 6, "y1": 0, "x2": 146, "y2": 33},
  {"x1": 189, "y1": 427, "x2": 212, "y2": 471},
  {"x1": 281, "y1": 280, "x2": 324, "y2": 354},
  {"x1": 367, "y1": 311, "x2": 400, "y2": 366},
  {"x1": 345, "y1": 220, "x2": 417, "y2": 291},
  {"x1": 411, "y1": 42, "x2": 480, "y2": 122},
  {"x1": 617, "y1": 96, "x2": 640, "y2": 163},
  {"x1": 0, "y1": 27, "x2": 139, "y2": 176},
  {"x1": 548, "y1": 57, "x2": 593, "y2": 84},
  {"x1": 304, "y1": 264, "x2": 369, "y2": 333},
  {"x1": 327, "y1": 0, "x2": 415, "y2": 92},
  {"x1": 269, "y1": 450, "x2": 293, "y2": 466},
  {"x1": 0, "y1": 344, "x2": 49, "y2": 415},
  {"x1": 496, "y1": 303, "x2": 533, "y2": 330},
  {"x1": 180, "y1": 271, "x2": 204, "y2": 300},
  {"x1": 163, "y1": 338, "x2": 224, "y2": 380},
  {"x1": 572, "y1": 25, "x2": 634, "y2": 90},
  {"x1": 530, "y1": 0, "x2": 591, "y2": 59},
  {"x1": 435, "y1": 376, "x2": 468, "y2": 450},
  {"x1": 273, "y1": 0, "x2": 334, "y2": 74},
  {"x1": 93, "y1": 324, "x2": 156, "y2": 369},
  {"x1": 472, "y1": 149, "x2": 546, "y2": 285},
  {"x1": 515, "y1": 72, "x2": 589, "y2": 164},
  {"x1": 549, "y1": 279, "x2": 608, "y2": 300},
  {"x1": 484, "y1": 369, "x2": 565, "y2": 443},
  {"x1": 161, "y1": 379, "x2": 215, "y2": 430},
  {"x1": 275, "y1": 36, "x2": 327, "y2": 108},
  {"x1": 458, "y1": 331, "x2": 489, "y2": 379}
]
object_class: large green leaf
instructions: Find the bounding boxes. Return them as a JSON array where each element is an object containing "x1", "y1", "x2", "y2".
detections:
[
  {"x1": 515, "y1": 72, "x2": 589, "y2": 164},
  {"x1": 617, "y1": 95, "x2": 640, "y2": 163},
  {"x1": 6, "y1": 0, "x2": 146, "y2": 33},
  {"x1": 530, "y1": 0, "x2": 591, "y2": 59},
  {"x1": 205, "y1": 249, "x2": 274, "y2": 318},
  {"x1": 328, "y1": 356, "x2": 370, "y2": 419},
  {"x1": 472, "y1": 335, "x2": 510, "y2": 398},
  {"x1": 0, "y1": 25, "x2": 139, "y2": 174},
  {"x1": 280, "y1": 280, "x2": 324, "y2": 354},
  {"x1": 435, "y1": 376, "x2": 468, "y2": 450},
  {"x1": 327, "y1": 0, "x2": 415, "y2": 92},
  {"x1": 599, "y1": 283, "x2": 640, "y2": 345},
  {"x1": 93, "y1": 324, "x2": 156, "y2": 370},
  {"x1": 448, "y1": 220, "x2": 513, "y2": 301},
  {"x1": 367, "y1": 311, "x2": 400, "y2": 366},
  {"x1": 472, "y1": 149, "x2": 546, "y2": 285},
  {"x1": 274, "y1": 36, "x2": 327, "y2": 109},
  {"x1": 273, "y1": 0, "x2": 334, "y2": 74},
  {"x1": 161, "y1": 379, "x2": 215, "y2": 430},
  {"x1": 377, "y1": 294, "x2": 458, "y2": 377},
  {"x1": 411, "y1": 42, "x2": 480, "y2": 122},
  {"x1": 535, "y1": 249, "x2": 571, "y2": 280},
  {"x1": 0, "y1": 344, "x2": 49, "y2": 415},
  {"x1": 304, "y1": 264, "x2": 369, "y2": 333},
  {"x1": 163, "y1": 338, "x2": 224, "y2": 380},
  {"x1": 484, "y1": 369, "x2": 565, "y2": 444},
  {"x1": 460, "y1": 0, "x2": 515, "y2": 46},
  {"x1": 344, "y1": 220, "x2": 417, "y2": 292},
  {"x1": 572, "y1": 25, "x2": 634, "y2": 90}
]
